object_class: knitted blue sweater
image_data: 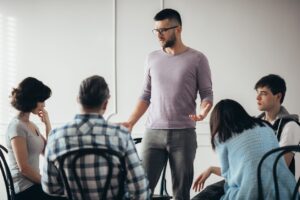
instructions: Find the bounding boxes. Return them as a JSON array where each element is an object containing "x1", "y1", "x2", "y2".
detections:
[{"x1": 216, "y1": 125, "x2": 296, "y2": 199}]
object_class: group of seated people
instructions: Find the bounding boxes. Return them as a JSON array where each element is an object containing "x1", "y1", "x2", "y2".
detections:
[
  {"x1": 3, "y1": 74, "x2": 300, "y2": 200},
  {"x1": 191, "y1": 74, "x2": 300, "y2": 200}
]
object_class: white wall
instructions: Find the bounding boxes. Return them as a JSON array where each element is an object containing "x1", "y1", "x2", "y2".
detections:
[{"x1": 0, "y1": 0, "x2": 299, "y2": 198}]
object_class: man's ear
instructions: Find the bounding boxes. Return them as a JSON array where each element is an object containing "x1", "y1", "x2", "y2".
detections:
[
  {"x1": 276, "y1": 93, "x2": 282, "y2": 102},
  {"x1": 176, "y1": 26, "x2": 182, "y2": 34},
  {"x1": 102, "y1": 99, "x2": 109, "y2": 111}
]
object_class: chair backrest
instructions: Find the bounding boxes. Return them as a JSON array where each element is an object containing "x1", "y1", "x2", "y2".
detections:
[
  {"x1": 257, "y1": 145, "x2": 300, "y2": 200},
  {"x1": 56, "y1": 148, "x2": 126, "y2": 200},
  {"x1": 0, "y1": 144, "x2": 15, "y2": 200}
]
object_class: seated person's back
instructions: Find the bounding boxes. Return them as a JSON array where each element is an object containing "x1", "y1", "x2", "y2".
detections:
[
  {"x1": 42, "y1": 75, "x2": 150, "y2": 200},
  {"x1": 196, "y1": 99, "x2": 297, "y2": 200}
]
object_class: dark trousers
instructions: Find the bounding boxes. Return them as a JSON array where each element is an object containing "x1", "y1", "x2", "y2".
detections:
[
  {"x1": 15, "y1": 184, "x2": 68, "y2": 200},
  {"x1": 191, "y1": 180, "x2": 225, "y2": 200}
]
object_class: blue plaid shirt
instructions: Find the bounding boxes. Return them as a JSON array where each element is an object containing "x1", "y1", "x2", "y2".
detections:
[{"x1": 42, "y1": 114, "x2": 150, "y2": 200}]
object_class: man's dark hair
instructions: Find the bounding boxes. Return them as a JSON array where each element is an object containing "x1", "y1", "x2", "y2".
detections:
[
  {"x1": 254, "y1": 74, "x2": 286, "y2": 104},
  {"x1": 11, "y1": 77, "x2": 51, "y2": 112},
  {"x1": 79, "y1": 75, "x2": 110, "y2": 109},
  {"x1": 210, "y1": 99, "x2": 266, "y2": 150},
  {"x1": 154, "y1": 8, "x2": 182, "y2": 26}
]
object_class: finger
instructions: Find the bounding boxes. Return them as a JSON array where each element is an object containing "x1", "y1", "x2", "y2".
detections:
[
  {"x1": 38, "y1": 110, "x2": 44, "y2": 116},
  {"x1": 197, "y1": 184, "x2": 202, "y2": 192},
  {"x1": 200, "y1": 177, "x2": 206, "y2": 184},
  {"x1": 191, "y1": 114, "x2": 202, "y2": 121},
  {"x1": 198, "y1": 183, "x2": 202, "y2": 191},
  {"x1": 193, "y1": 183, "x2": 199, "y2": 191},
  {"x1": 192, "y1": 183, "x2": 196, "y2": 190},
  {"x1": 37, "y1": 111, "x2": 45, "y2": 121},
  {"x1": 195, "y1": 175, "x2": 203, "y2": 182},
  {"x1": 193, "y1": 179, "x2": 200, "y2": 187},
  {"x1": 200, "y1": 182, "x2": 205, "y2": 189},
  {"x1": 196, "y1": 115, "x2": 203, "y2": 120},
  {"x1": 189, "y1": 115, "x2": 197, "y2": 122}
]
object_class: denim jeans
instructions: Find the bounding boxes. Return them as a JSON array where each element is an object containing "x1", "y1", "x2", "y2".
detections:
[{"x1": 142, "y1": 128, "x2": 197, "y2": 200}]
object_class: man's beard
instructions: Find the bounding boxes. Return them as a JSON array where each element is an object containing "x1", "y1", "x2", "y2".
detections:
[{"x1": 162, "y1": 34, "x2": 176, "y2": 49}]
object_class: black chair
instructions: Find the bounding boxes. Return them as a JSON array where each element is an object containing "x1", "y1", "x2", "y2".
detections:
[
  {"x1": 56, "y1": 148, "x2": 126, "y2": 200},
  {"x1": 257, "y1": 145, "x2": 300, "y2": 200},
  {"x1": 133, "y1": 138, "x2": 172, "y2": 200},
  {"x1": 0, "y1": 144, "x2": 15, "y2": 200}
]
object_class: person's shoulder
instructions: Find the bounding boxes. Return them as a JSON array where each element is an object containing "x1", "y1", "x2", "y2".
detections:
[
  {"x1": 278, "y1": 118, "x2": 300, "y2": 145},
  {"x1": 103, "y1": 122, "x2": 132, "y2": 147},
  {"x1": 233, "y1": 125, "x2": 273, "y2": 142},
  {"x1": 186, "y1": 47, "x2": 206, "y2": 57},
  {"x1": 46, "y1": 121, "x2": 78, "y2": 156},
  {"x1": 91, "y1": 119, "x2": 129, "y2": 137},
  {"x1": 185, "y1": 48, "x2": 210, "y2": 67},
  {"x1": 6, "y1": 117, "x2": 27, "y2": 136},
  {"x1": 277, "y1": 106, "x2": 299, "y2": 121},
  {"x1": 277, "y1": 114, "x2": 300, "y2": 131},
  {"x1": 148, "y1": 49, "x2": 164, "y2": 57},
  {"x1": 48, "y1": 121, "x2": 76, "y2": 139},
  {"x1": 282, "y1": 119, "x2": 300, "y2": 131},
  {"x1": 55, "y1": 121, "x2": 76, "y2": 131},
  {"x1": 106, "y1": 121, "x2": 130, "y2": 135},
  {"x1": 7, "y1": 117, "x2": 23, "y2": 128},
  {"x1": 258, "y1": 124, "x2": 275, "y2": 135}
]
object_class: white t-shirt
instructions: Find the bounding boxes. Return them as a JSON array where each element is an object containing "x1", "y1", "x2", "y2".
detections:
[{"x1": 278, "y1": 121, "x2": 300, "y2": 147}]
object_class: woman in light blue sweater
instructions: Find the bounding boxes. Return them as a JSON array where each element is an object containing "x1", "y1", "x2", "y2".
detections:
[{"x1": 193, "y1": 99, "x2": 297, "y2": 200}]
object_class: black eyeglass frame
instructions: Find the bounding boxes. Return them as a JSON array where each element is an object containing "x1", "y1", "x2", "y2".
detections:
[{"x1": 152, "y1": 26, "x2": 178, "y2": 35}]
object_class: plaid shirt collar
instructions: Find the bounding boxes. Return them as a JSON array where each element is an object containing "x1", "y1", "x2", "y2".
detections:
[{"x1": 74, "y1": 113, "x2": 104, "y2": 120}]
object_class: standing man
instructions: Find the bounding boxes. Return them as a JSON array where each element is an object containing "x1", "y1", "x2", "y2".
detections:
[
  {"x1": 255, "y1": 74, "x2": 300, "y2": 174},
  {"x1": 123, "y1": 9, "x2": 213, "y2": 200}
]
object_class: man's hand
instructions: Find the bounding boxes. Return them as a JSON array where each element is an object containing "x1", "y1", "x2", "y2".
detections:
[
  {"x1": 189, "y1": 101, "x2": 212, "y2": 122},
  {"x1": 189, "y1": 114, "x2": 205, "y2": 122},
  {"x1": 121, "y1": 122, "x2": 134, "y2": 133}
]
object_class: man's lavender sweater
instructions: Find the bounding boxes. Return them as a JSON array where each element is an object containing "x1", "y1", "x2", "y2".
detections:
[{"x1": 140, "y1": 47, "x2": 213, "y2": 129}]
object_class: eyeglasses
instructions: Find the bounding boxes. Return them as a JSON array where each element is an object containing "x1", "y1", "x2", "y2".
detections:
[{"x1": 152, "y1": 26, "x2": 178, "y2": 35}]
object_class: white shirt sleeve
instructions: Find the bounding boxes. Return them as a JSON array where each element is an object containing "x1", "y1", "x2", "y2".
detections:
[{"x1": 279, "y1": 121, "x2": 300, "y2": 147}]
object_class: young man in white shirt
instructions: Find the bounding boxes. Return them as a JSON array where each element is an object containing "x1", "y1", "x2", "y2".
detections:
[{"x1": 255, "y1": 74, "x2": 300, "y2": 174}]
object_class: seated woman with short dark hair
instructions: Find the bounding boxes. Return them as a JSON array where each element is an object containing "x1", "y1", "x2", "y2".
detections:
[{"x1": 6, "y1": 77, "x2": 66, "y2": 200}]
